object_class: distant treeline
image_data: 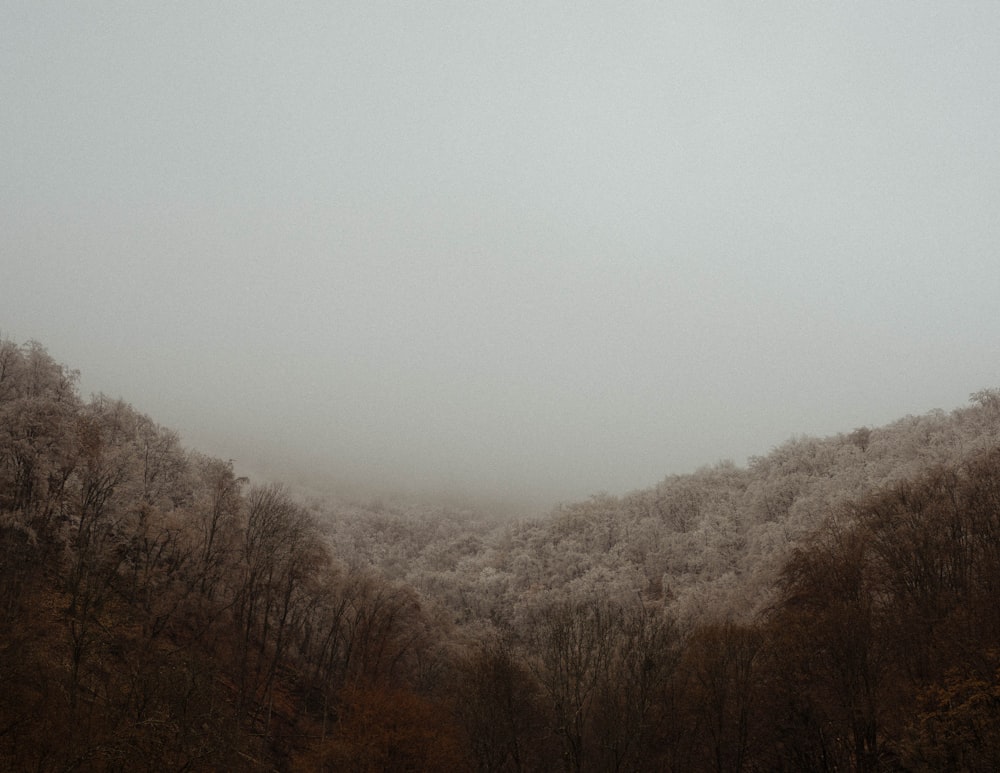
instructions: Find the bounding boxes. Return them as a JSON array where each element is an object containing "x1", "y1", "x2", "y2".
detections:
[{"x1": 1, "y1": 337, "x2": 999, "y2": 771}]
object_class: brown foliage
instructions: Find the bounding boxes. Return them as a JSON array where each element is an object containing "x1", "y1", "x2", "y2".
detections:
[{"x1": 292, "y1": 685, "x2": 469, "y2": 773}]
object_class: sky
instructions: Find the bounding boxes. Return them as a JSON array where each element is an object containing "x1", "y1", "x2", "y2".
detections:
[{"x1": 3, "y1": 2, "x2": 1000, "y2": 511}]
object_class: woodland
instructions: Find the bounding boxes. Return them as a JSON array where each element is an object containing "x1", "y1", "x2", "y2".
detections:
[{"x1": 2, "y1": 337, "x2": 1000, "y2": 771}]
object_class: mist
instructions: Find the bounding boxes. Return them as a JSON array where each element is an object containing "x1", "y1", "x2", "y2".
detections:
[{"x1": 4, "y1": 2, "x2": 1000, "y2": 512}]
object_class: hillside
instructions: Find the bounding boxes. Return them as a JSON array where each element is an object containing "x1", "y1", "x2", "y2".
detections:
[
  {"x1": 313, "y1": 389, "x2": 1000, "y2": 627},
  {"x1": 2, "y1": 337, "x2": 1000, "y2": 771}
]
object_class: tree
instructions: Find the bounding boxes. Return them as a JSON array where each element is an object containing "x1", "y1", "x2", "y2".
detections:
[
  {"x1": 188, "y1": 454, "x2": 245, "y2": 609},
  {"x1": 590, "y1": 603, "x2": 681, "y2": 773},
  {"x1": 0, "y1": 339, "x2": 80, "y2": 524},
  {"x1": 899, "y1": 658, "x2": 1000, "y2": 772},
  {"x1": 682, "y1": 621, "x2": 762, "y2": 773},
  {"x1": 233, "y1": 483, "x2": 323, "y2": 738},
  {"x1": 769, "y1": 520, "x2": 890, "y2": 772},
  {"x1": 456, "y1": 633, "x2": 547, "y2": 773},
  {"x1": 525, "y1": 597, "x2": 620, "y2": 772}
]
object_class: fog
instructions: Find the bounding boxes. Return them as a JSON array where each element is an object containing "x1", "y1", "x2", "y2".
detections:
[{"x1": 4, "y1": 3, "x2": 1000, "y2": 511}]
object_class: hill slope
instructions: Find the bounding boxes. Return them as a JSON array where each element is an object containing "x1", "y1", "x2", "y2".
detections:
[
  {"x1": 312, "y1": 389, "x2": 1000, "y2": 626},
  {"x1": 3, "y1": 337, "x2": 1000, "y2": 771}
]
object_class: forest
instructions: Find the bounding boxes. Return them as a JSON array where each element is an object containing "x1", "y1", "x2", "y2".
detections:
[{"x1": 2, "y1": 337, "x2": 1000, "y2": 771}]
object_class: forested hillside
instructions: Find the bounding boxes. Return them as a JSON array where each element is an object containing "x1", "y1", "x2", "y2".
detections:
[
  {"x1": 2, "y1": 338, "x2": 1000, "y2": 771},
  {"x1": 316, "y1": 389, "x2": 1000, "y2": 629}
]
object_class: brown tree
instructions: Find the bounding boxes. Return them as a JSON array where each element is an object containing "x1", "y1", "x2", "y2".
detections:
[
  {"x1": 682, "y1": 621, "x2": 763, "y2": 773},
  {"x1": 769, "y1": 520, "x2": 890, "y2": 772}
]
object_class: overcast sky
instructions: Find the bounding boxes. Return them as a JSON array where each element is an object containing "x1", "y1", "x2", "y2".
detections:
[{"x1": 3, "y1": 2, "x2": 1000, "y2": 510}]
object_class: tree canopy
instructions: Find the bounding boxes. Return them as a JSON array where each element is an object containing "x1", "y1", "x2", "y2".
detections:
[{"x1": 2, "y1": 337, "x2": 999, "y2": 771}]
